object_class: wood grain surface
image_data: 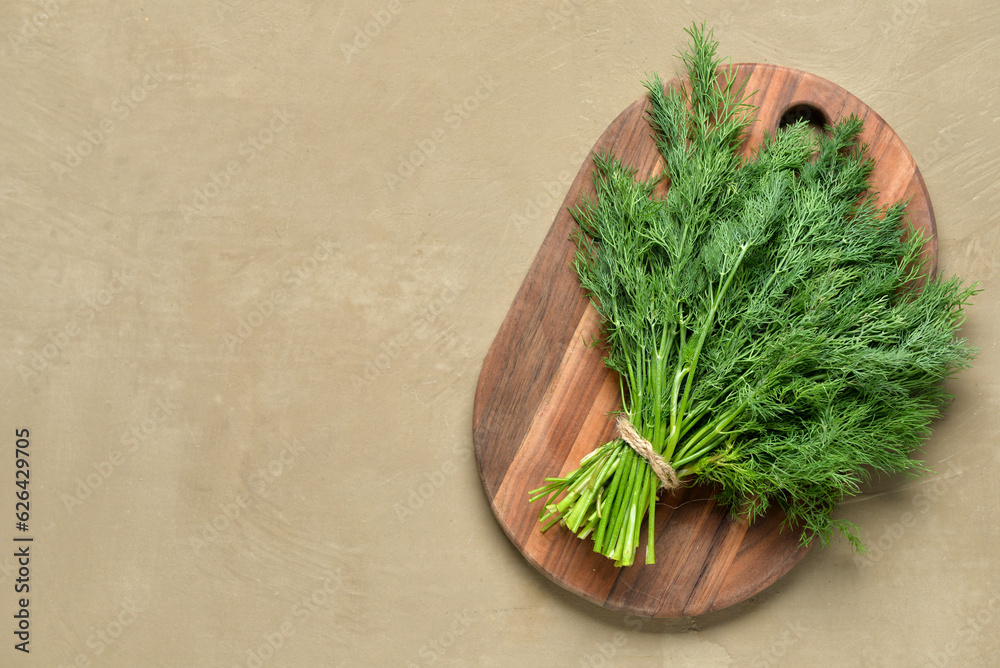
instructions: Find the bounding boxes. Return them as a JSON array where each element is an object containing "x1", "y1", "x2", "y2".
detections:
[{"x1": 473, "y1": 63, "x2": 936, "y2": 617}]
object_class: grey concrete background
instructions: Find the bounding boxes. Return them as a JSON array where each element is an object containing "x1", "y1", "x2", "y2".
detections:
[{"x1": 1, "y1": 1, "x2": 997, "y2": 666}]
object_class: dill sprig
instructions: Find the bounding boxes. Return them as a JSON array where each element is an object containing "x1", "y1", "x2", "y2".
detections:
[{"x1": 529, "y1": 24, "x2": 978, "y2": 567}]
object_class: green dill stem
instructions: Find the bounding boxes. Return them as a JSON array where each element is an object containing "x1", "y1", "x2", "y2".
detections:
[
  {"x1": 645, "y1": 470, "x2": 658, "y2": 564},
  {"x1": 596, "y1": 447, "x2": 630, "y2": 553},
  {"x1": 607, "y1": 451, "x2": 639, "y2": 562},
  {"x1": 593, "y1": 444, "x2": 627, "y2": 552},
  {"x1": 673, "y1": 432, "x2": 731, "y2": 469},
  {"x1": 552, "y1": 459, "x2": 603, "y2": 517},
  {"x1": 621, "y1": 471, "x2": 645, "y2": 565},
  {"x1": 564, "y1": 470, "x2": 600, "y2": 531},
  {"x1": 664, "y1": 244, "x2": 750, "y2": 463},
  {"x1": 650, "y1": 324, "x2": 672, "y2": 452},
  {"x1": 666, "y1": 365, "x2": 688, "y2": 458},
  {"x1": 567, "y1": 449, "x2": 621, "y2": 530},
  {"x1": 578, "y1": 512, "x2": 599, "y2": 539},
  {"x1": 626, "y1": 362, "x2": 641, "y2": 416},
  {"x1": 673, "y1": 402, "x2": 748, "y2": 466},
  {"x1": 604, "y1": 473, "x2": 632, "y2": 560},
  {"x1": 680, "y1": 244, "x2": 750, "y2": 414},
  {"x1": 630, "y1": 470, "x2": 653, "y2": 565},
  {"x1": 677, "y1": 402, "x2": 712, "y2": 441},
  {"x1": 539, "y1": 511, "x2": 563, "y2": 532},
  {"x1": 527, "y1": 481, "x2": 562, "y2": 505},
  {"x1": 669, "y1": 308, "x2": 689, "y2": 443}
]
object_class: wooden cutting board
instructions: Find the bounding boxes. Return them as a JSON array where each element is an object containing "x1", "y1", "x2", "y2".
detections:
[{"x1": 473, "y1": 63, "x2": 936, "y2": 617}]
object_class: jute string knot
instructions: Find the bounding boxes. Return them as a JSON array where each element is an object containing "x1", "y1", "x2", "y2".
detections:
[{"x1": 616, "y1": 415, "x2": 681, "y2": 489}]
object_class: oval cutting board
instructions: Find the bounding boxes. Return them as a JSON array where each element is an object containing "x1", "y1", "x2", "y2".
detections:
[{"x1": 473, "y1": 64, "x2": 936, "y2": 617}]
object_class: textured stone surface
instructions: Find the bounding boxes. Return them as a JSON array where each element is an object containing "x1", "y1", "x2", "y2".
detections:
[{"x1": 1, "y1": 2, "x2": 998, "y2": 665}]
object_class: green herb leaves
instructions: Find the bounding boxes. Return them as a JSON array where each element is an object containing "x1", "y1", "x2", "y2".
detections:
[{"x1": 530, "y1": 24, "x2": 977, "y2": 567}]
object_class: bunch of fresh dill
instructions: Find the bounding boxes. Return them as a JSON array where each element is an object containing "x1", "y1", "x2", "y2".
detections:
[{"x1": 529, "y1": 24, "x2": 977, "y2": 567}]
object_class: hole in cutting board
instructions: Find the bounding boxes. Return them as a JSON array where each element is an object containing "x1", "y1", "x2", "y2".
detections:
[{"x1": 777, "y1": 103, "x2": 827, "y2": 138}]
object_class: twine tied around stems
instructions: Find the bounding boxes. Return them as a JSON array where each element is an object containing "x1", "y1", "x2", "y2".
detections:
[{"x1": 616, "y1": 415, "x2": 681, "y2": 489}]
